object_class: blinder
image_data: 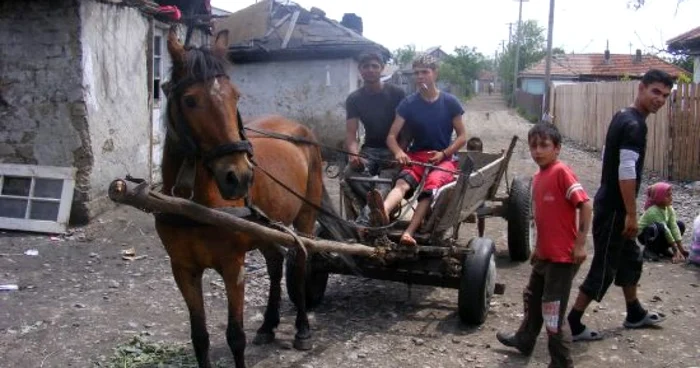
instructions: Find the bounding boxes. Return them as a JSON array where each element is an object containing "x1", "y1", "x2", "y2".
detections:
[{"x1": 164, "y1": 74, "x2": 253, "y2": 167}]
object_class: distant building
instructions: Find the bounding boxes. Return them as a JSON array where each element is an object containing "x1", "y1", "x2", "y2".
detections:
[
  {"x1": 667, "y1": 26, "x2": 700, "y2": 83},
  {"x1": 519, "y1": 50, "x2": 688, "y2": 95},
  {"x1": 216, "y1": 0, "x2": 390, "y2": 156}
]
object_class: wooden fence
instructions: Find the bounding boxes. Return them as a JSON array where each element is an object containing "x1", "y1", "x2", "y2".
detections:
[{"x1": 551, "y1": 81, "x2": 700, "y2": 181}]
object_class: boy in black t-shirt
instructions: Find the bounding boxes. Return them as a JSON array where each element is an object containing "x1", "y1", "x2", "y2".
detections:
[
  {"x1": 344, "y1": 52, "x2": 407, "y2": 224},
  {"x1": 567, "y1": 69, "x2": 674, "y2": 341}
]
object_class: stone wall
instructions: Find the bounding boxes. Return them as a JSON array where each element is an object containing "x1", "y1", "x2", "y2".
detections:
[
  {"x1": 0, "y1": 0, "x2": 209, "y2": 224},
  {"x1": 0, "y1": 0, "x2": 92, "y2": 221},
  {"x1": 230, "y1": 58, "x2": 360, "y2": 159}
]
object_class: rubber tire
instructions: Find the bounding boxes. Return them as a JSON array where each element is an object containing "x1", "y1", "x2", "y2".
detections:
[
  {"x1": 506, "y1": 176, "x2": 534, "y2": 262},
  {"x1": 285, "y1": 225, "x2": 330, "y2": 310},
  {"x1": 458, "y1": 237, "x2": 496, "y2": 325}
]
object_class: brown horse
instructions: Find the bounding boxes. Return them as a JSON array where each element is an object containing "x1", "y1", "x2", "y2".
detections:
[{"x1": 156, "y1": 27, "x2": 322, "y2": 368}]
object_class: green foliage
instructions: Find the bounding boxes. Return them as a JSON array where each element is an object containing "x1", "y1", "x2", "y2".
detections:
[
  {"x1": 497, "y1": 20, "x2": 548, "y2": 105},
  {"x1": 439, "y1": 46, "x2": 488, "y2": 97},
  {"x1": 667, "y1": 54, "x2": 694, "y2": 73},
  {"x1": 97, "y1": 335, "x2": 229, "y2": 368},
  {"x1": 391, "y1": 44, "x2": 417, "y2": 67},
  {"x1": 516, "y1": 107, "x2": 539, "y2": 124},
  {"x1": 677, "y1": 73, "x2": 692, "y2": 84}
]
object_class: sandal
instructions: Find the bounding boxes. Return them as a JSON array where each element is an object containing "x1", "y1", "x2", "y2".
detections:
[
  {"x1": 572, "y1": 326, "x2": 603, "y2": 342},
  {"x1": 399, "y1": 232, "x2": 417, "y2": 247},
  {"x1": 623, "y1": 311, "x2": 666, "y2": 329}
]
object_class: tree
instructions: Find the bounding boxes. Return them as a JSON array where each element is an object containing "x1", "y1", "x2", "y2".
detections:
[
  {"x1": 497, "y1": 20, "x2": 548, "y2": 104},
  {"x1": 391, "y1": 45, "x2": 416, "y2": 67},
  {"x1": 439, "y1": 46, "x2": 487, "y2": 97},
  {"x1": 628, "y1": 0, "x2": 690, "y2": 10},
  {"x1": 667, "y1": 54, "x2": 694, "y2": 72}
]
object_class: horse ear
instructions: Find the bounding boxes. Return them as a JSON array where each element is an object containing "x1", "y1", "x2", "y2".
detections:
[
  {"x1": 213, "y1": 30, "x2": 229, "y2": 58},
  {"x1": 167, "y1": 26, "x2": 186, "y2": 71}
]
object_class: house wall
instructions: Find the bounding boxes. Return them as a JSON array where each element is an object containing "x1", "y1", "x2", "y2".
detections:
[
  {"x1": 230, "y1": 58, "x2": 357, "y2": 158},
  {"x1": 521, "y1": 78, "x2": 545, "y2": 95},
  {"x1": 79, "y1": 0, "x2": 151, "y2": 221},
  {"x1": 694, "y1": 56, "x2": 700, "y2": 83},
  {"x1": 0, "y1": 0, "x2": 207, "y2": 224},
  {"x1": 0, "y1": 0, "x2": 90, "y2": 216}
]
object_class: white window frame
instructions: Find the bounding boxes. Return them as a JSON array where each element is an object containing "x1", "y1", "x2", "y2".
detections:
[
  {"x1": 153, "y1": 34, "x2": 164, "y2": 101},
  {"x1": 0, "y1": 164, "x2": 76, "y2": 234}
]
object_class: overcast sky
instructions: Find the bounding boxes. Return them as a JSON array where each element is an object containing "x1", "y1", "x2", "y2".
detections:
[{"x1": 210, "y1": 0, "x2": 699, "y2": 58}]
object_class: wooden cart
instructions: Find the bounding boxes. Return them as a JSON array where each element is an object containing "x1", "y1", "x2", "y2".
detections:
[{"x1": 287, "y1": 136, "x2": 533, "y2": 325}]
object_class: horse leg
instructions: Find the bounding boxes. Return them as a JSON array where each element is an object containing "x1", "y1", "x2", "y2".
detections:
[
  {"x1": 172, "y1": 264, "x2": 211, "y2": 368},
  {"x1": 222, "y1": 257, "x2": 247, "y2": 368},
  {"x1": 290, "y1": 205, "x2": 319, "y2": 351},
  {"x1": 252, "y1": 246, "x2": 283, "y2": 345}
]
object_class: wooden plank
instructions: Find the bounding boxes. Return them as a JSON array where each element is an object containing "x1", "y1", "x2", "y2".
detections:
[
  {"x1": 688, "y1": 84, "x2": 700, "y2": 181},
  {"x1": 679, "y1": 84, "x2": 690, "y2": 180},
  {"x1": 281, "y1": 10, "x2": 300, "y2": 49}
]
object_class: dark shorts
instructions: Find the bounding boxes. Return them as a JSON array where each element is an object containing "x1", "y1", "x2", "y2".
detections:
[{"x1": 579, "y1": 208, "x2": 643, "y2": 302}]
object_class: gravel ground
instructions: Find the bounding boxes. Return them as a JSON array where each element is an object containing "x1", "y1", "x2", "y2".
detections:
[{"x1": 1, "y1": 93, "x2": 698, "y2": 368}]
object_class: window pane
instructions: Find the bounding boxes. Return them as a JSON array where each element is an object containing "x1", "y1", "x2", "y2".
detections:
[
  {"x1": 2, "y1": 176, "x2": 31, "y2": 196},
  {"x1": 0, "y1": 198, "x2": 28, "y2": 218},
  {"x1": 33, "y1": 178, "x2": 63, "y2": 199},
  {"x1": 29, "y1": 200, "x2": 60, "y2": 221},
  {"x1": 154, "y1": 79, "x2": 161, "y2": 100},
  {"x1": 154, "y1": 35, "x2": 162, "y2": 56}
]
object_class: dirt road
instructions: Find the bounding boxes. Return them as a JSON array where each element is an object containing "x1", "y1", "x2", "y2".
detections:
[{"x1": 1, "y1": 94, "x2": 699, "y2": 368}]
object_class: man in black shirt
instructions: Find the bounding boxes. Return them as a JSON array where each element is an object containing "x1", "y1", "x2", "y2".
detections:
[
  {"x1": 344, "y1": 52, "x2": 407, "y2": 223},
  {"x1": 567, "y1": 69, "x2": 673, "y2": 341}
]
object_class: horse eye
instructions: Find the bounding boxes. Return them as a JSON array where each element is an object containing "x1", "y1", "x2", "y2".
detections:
[{"x1": 183, "y1": 96, "x2": 197, "y2": 108}]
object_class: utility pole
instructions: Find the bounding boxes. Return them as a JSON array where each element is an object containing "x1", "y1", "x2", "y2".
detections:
[
  {"x1": 506, "y1": 22, "x2": 514, "y2": 46},
  {"x1": 511, "y1": 0, "x2": 527, "y2": 107},
  {"x1": 542, "y1": 0, "x2": 555, "y2": 122}
]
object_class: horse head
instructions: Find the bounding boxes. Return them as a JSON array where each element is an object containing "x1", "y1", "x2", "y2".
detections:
[{"x1": 165, "y1": 26, "x2": 253, "y2": 200}]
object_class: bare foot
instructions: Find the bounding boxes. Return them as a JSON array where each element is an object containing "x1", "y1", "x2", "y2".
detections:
[{"x1": 399, "y1": 232, "x2": 417, "y2": 247}]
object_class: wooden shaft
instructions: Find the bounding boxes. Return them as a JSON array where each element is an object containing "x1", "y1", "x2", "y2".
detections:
[{"x1": 108, "y1": 179, "x2": 383, "y2": 258}]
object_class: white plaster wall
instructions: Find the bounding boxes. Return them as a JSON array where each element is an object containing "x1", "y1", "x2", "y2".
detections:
[
  {"x1": 80, "y1": 1, "x2": 151, "y2": 200},
  {"x1": 230, "y1": 58, "x2": 357, "y2": 152}
]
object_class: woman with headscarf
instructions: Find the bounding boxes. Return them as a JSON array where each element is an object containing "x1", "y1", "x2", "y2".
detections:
[{"x1": 637, "y1": 182, "x2": 688, "y2": 263}]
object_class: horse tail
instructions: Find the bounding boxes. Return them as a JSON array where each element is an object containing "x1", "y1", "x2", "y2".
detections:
[
  {"x1": 316, "y1": 184, "x2": 364, "y2": 276},
  {"x1": 317, "y1": 184, "x2": 357, "y2": 241}
]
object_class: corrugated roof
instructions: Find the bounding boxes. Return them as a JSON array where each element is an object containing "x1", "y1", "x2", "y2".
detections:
[
  {"x1": 520, "y1": 53, "x2": 687, "y2": 78},
  {"x1": 667, "y1": 26, "x2": 700, "y2": 53},
  {"x1": 215, "y1": 0, "x2": 389, "y2": 63}
]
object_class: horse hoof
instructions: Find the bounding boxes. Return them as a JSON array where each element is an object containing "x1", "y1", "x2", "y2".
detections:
[
  {"x1": 252, "y1": 331, "x2": 275, "y2": 345},
  {"x1": 293, "y1": 337, "x2": 313, "y2": 351}
]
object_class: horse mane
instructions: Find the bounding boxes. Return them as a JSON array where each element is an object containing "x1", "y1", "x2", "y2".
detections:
[{"x1": 176, "y1": 45, "x2": 230, "y2": 83}]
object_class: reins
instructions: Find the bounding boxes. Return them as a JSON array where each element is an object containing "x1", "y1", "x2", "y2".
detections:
[{"x1": 244, "y1": 126, "x2": 467, "y2": 178}]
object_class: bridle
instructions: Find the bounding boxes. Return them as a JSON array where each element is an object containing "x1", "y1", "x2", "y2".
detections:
[{"x1": 165, "y1": 73, "x2": 253, "y2": 167}]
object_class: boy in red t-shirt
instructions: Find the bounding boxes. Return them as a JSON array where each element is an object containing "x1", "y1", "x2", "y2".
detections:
[{"x1": 496, "y1": 123, "x2": 592, "y2": 368}]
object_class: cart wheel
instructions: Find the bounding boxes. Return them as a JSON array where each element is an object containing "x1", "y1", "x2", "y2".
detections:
[
  {"x1": 506, "y1": 176, "x2": 534, "y2": 261},
  {"x1": 285, "y1": 226, "x2": 330, "y2": 310},
  {"x1": 458, "y1": 237, "x2": 496, "y2": 325}
]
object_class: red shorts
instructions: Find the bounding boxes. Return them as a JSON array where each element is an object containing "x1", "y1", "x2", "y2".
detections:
[{"x1": 396, "y1": 151, "x2": 458, "y2": 199}]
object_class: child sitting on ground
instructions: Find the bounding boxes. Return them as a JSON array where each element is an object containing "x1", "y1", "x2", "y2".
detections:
[
  {"x1": 466, "y1": 137, "x2": 485, "y2": 237},
  {"x1": 637, "y1": 182, "x2": 689, "y2": 263}
]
